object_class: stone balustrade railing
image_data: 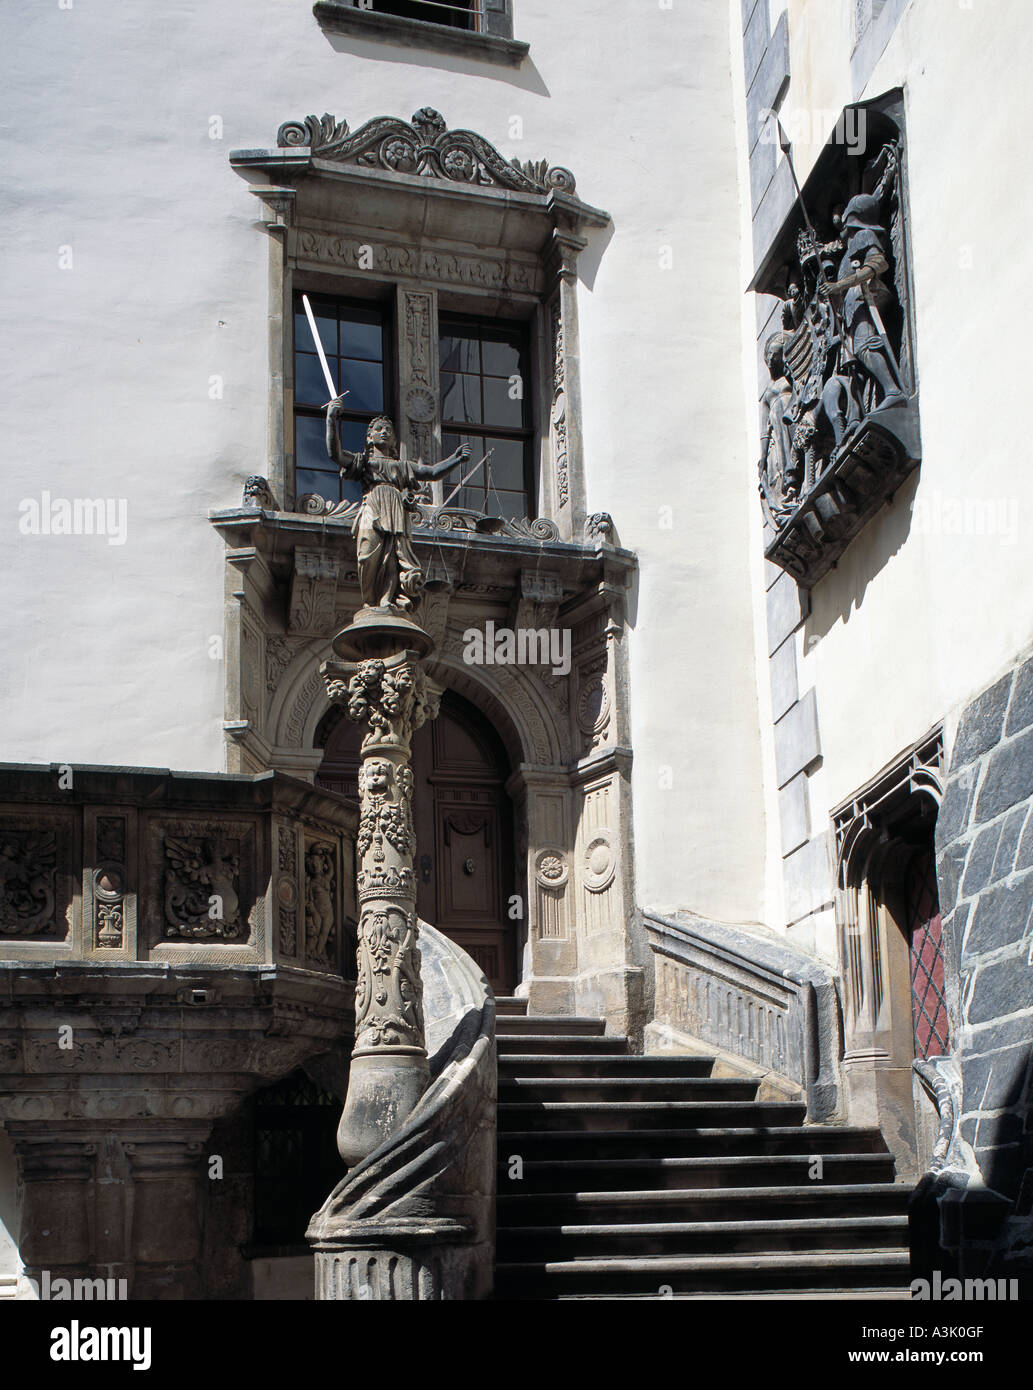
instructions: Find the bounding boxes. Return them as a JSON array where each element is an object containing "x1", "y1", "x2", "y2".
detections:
[{"x1": 643, "y1": 910, "x2": 842, "y2": 1121}]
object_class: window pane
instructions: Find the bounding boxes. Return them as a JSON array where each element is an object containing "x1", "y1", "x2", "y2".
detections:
[
  {"x1": 484, "y1": 490, "x2": 525, "y2": 522},
  {"x1": 441, "y1": 371, "x2": 482, "y2": 425},
  {"x1": 339, "y1": 313, "x2": 383, "y2": 362},
  {"x1": 481, "y1": 336, "x2": 522, "y2": 379},
  {"x1": 439, "y1": 334, "x2": 479, "y2": 373},
  {"x1": 295, "y1": 307, "x2": 338, "y2": 356},
  {"x1": 296, "y1": 352, "x2": 339, "y2": 406},
  {"x1": 337, "y1": 358, "x2": 384, "y2": 413},
  {"x1": 296, "y1": 414, "x2": 331, "y2": 474},
  {"x1": 337, "y1": 418, "x2": 369, "y2": 455},
  {"x1": 485, "y1": 437, "x2": 527, "y2": 492},
  {"x1": 482, "y1": 376, "x2": 524, "y2": 429},
  {"x1": 296, "y1": 467, "x2": 338, "y2": 503}
]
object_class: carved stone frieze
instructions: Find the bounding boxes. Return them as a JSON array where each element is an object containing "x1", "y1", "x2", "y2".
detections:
[
  {"x1": 277, "y1": 108, "x2": 576, "y2": 197},
  {"x1": 294, "y1": 228, "x2": 542, "y2": 296}
]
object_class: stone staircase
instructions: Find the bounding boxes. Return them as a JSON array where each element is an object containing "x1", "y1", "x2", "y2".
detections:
[{"x1": 493, "y1": 998, "x2": 913, "y2": 1299}]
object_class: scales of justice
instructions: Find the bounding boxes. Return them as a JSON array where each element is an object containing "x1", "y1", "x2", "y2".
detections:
[{"x1": 302, "y1": 296, "x2": 483, "y2": 1165}]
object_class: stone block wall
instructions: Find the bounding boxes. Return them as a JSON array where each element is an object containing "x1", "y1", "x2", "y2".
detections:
[{"x1": 935, "y1": 648, "x2": 1033, "y2": 1226}]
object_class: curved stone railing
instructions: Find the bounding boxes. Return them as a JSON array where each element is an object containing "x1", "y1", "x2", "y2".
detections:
[
  {"x1": 307, "y1": 921, "x2": 496, "y2": 1300},
  {"x1": 644, "y1": 910, "x2": 842, "y2": 1121}
]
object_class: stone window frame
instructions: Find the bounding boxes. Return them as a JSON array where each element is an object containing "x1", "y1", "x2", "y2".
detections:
[
  {"x1": 312, "y1": 0, "x2": 529, "y2": 68},
  {"x1": 231, "y1": 107, "x2": 609, "y2": 542},
  {"x1": 832, "y1": 728, "x2": 945, "y2": 1166}
]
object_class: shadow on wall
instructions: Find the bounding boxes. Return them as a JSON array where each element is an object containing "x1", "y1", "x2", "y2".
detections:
[
  {"x1": 804, "y1": 469, "x2": 917, "y2": 646},
  {"x1": 318, "y1": 28, "x2": 552, "y2": 96}
]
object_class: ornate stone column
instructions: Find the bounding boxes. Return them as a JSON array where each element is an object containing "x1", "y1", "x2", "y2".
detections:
[{"x1": 321, "y1": 609, "x2": 442, "y2": 1167}]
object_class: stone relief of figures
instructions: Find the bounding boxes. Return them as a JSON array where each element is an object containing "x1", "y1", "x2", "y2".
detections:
[
  {"x1": 758, "y1": 141, "x2": 912, "y2": 531},
  {"x1": 305, "y1": 841, "x2": 337, "y2": 963},
  {"x1": 163, "y1": 834, "x2": 241, "y2": 939}
]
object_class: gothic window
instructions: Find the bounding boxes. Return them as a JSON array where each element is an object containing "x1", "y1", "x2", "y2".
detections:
[
  {"x1": 293, "y1": 293, "x2": 390, "y2": 507},
  {"x1": 439, "y1": 316, "x2": 534, "y2": 520}
]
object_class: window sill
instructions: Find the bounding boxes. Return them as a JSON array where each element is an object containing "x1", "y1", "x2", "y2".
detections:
[{"x1": 312, "y1": 3, "x2": 529, "y2": 67}]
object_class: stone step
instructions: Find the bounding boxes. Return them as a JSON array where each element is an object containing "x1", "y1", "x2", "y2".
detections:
[
  {"x1": 498, "y1": 1099, "x2": 808, "y2": 1131},
  {"x1": 496, "y1": 1034, "x2": 629, "y2": 1056},
  {"x1": 493, "y1": 1248, "x2": 913, "y2": 1298},
  {"x1": 498, "y1": 1053, "x2": 715, "y2": 1078},
  {"x1": 496, "y1": 1151, "x2": 897, "y2": 1193},
  {"x1": 498, "y1": 1076, "x2": 760, "y2": 1103},
  {"x1": 496, "y1": 1214, "x2": 910, "y2": 1259},
  {"x1": 495, "y1": 1015, "x2": 607, "y2": 1037},
  {"x1": 497, "y1": 1182, "x2": 912, "y2": 1226},
  {"x1": 494, "y1": 997, "x2": 529, "y2": 1017},
  {"x1": 496, "y1": 1125, "x2": 891, "y2": 1160}
]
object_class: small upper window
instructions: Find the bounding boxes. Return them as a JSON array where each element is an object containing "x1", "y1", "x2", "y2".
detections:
[
  {"x1": 365, "y1": 0, "x2": 482, "y2": 31},
  {"x1": 294, "y1": 293, "x2": 389, "y2": 506},
  {"x1": 439, "y1": 317, "x2": 533, "y2": 521}
]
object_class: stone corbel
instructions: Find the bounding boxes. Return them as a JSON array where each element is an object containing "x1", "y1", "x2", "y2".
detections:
[
  {"x1": 508, "y1": 569, "x2": 562, "y2": 634},
  {"x1": 250, "y1": 185, "x2": 296, "y2": 232},
  {"x1": 289, "y1": 549, "x2": 341, "y2": 635}
]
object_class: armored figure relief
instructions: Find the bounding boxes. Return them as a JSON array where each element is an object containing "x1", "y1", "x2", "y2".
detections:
[
  {"x1": 818, "y1": 144, "x2": 906, "y2": 451},
  {"x1": 758, "y1": 140, "x2": 911, "y2": 519},
  {"x1": 325, "y1": 408, "x2": 470, "y2": 611}
]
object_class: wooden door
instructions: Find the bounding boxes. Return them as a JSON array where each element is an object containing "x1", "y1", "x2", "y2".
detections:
[{"x1": 316, "y1": 690, "x2": 516, "y2": 993}]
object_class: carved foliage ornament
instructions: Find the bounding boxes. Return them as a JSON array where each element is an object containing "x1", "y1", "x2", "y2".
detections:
[
  {"x1": 354, "y1": 905, "x2": 425, "y2": 1050},
  {"x1": 277, "y1": 108, "x2": 576, "y2": 197},
  {"x1": 163, "y1": 834, "x2": 242, "y2": 939},
  {"x1": 0, "y1": 828, "x2": 57, "y2": 936}
]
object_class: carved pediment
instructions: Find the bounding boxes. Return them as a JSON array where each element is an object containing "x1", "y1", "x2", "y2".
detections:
[{"x1": 276, "y1": 108, "x2": 576, "y2": 197}]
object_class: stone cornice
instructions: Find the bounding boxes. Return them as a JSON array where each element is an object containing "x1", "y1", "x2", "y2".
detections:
[{"x1": 229, "y1": 108, "x2": 609, "y2": 234}]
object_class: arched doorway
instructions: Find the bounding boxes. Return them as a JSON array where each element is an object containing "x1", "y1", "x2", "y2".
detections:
[{"x1": 315, "y1": 689, "x2": 518, "y2": 993}]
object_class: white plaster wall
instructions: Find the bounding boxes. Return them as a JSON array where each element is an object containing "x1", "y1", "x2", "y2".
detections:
[
  {"x1": 0, "y1": 1, "x2": 767, "y2": 924},
  {"x1": 784, "y1": 0, "x2": 1033, "y2": 813}
]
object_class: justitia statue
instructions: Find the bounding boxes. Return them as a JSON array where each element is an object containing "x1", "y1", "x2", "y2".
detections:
[{"x1": 326, "y1": 403, "x2": 470, "y2": 611}]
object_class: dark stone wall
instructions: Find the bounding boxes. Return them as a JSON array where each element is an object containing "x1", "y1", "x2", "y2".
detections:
[{"x1": 936, "y1": 648, "x2": 1033, "y2": 1209}]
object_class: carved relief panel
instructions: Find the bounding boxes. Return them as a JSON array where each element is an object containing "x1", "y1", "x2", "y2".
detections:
[
  {"x1": 141, "y1": 818, "x2": 259, "y2": 954},
  {"x1": 0, "y1": 811, "x2": 74, "y2": 947}
]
